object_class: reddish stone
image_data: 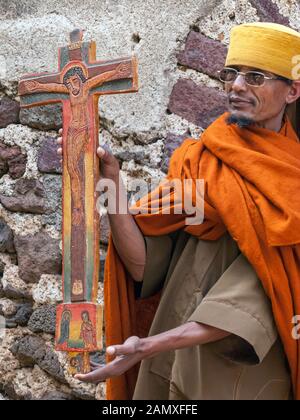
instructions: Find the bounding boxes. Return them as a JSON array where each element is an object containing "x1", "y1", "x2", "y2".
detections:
[
  {"x1": 249, "y1": 0, "x2": 290, "y2": 25},
  {"x1": 38, "y1": 136, "x2": 62, "y2": 174},
  {"x1": 0, "y1": 179, "x2": 48, "y2": 215},
  {"x1": 177, "y1": 31, "x2": 228, "y2": 78},
  {"x1": 162, "y1": 132, "x2": 190, "y2": 173},
  {"x1": 0, "y1": 143, "x2": 27, "y2": 179},
  {"x1": 168, "y1": 78, "x2": 227, "y2": 128},
  {"x1": 0, "y1": 97, "x2": 20, "y2": 128},
  {"x1": 14, "y1": 232, "x2": 62, "y2": 283}
]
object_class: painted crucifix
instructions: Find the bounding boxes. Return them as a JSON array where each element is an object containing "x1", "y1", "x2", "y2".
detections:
[{"x1": 18, "y1": 29, "x2": 138, "y2": 373}]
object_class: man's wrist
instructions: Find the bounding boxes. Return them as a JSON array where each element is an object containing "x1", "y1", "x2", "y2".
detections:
[{"x1": 138, "y1": 337, "x2": 158, "y2": 360}]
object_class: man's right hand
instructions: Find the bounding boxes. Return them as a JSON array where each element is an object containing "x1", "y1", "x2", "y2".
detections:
[{"x1": 57, "y1": 128, "x2": 121, "y2": 181}]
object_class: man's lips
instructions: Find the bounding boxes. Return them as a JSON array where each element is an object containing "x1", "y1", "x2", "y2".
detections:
[{"x1": 229, "y1": 97, "x2": 254, "y2": 105}]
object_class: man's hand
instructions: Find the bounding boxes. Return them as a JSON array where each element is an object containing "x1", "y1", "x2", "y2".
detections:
[
  {"x1": 57, "y1": 128, "x2": 120, "y2": 180},
  {"x1": 74, "y1": 336, "x2": 143, "y2": 384},
  {"x1": 73, "y1": 322, "x2": 232, "y2": 385},
  {"x1": 24, "y1": 80, "x2": 40, "y2": 92}
]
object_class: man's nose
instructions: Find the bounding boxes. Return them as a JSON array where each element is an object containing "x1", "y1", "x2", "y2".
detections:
[{"x1": 231, "y1": 74, "x2": 247, "y2": 92}]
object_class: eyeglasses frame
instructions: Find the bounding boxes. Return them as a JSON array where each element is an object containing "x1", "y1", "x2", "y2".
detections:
[{"x1": 218, "y1": 67, "x2": 284, "y2": 87}]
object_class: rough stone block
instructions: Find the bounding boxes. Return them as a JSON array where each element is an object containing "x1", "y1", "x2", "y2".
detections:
[
  {"x1": 14, "y1": 232, "x2": 62, "y2": 283},
  {"x1": 177, "y1": 31, "x2": 227, "y2": 78},
  {"x1": 168, "y1": 78, "x2": 227, "y2": 128},
  {"x1": 0, "y1": 98, "x2": 20, "y2": 128}
]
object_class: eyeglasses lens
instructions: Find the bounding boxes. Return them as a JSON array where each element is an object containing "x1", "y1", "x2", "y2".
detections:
[{"x1": 219, "y1": 68, "x2": 265, "y2": 87}]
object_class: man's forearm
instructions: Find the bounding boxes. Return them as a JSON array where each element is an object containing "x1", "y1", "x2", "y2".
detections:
[
  {"x1": 108, "y1": 175, "x2": 146, "y2": 282},
  {"x1": 139, "y1": 322, "x2": 231, "y2": 359}
]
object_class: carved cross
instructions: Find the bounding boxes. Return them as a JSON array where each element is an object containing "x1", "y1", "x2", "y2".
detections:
[{"x1": 19, "y1": 29, "x2": 138, "y2": 373}]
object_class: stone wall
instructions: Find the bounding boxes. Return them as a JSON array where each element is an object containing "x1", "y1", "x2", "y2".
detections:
[{"x1": 0, "y1": 0, "x2": 299, "y2": 400}]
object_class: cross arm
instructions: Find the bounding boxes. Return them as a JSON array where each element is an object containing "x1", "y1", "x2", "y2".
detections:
[
  {"x1": 19, "y1": 79, "x2": 68, "y2": 96},
  {"x1": 86, "y1": 62, "x2": 133, "y2": 90}
]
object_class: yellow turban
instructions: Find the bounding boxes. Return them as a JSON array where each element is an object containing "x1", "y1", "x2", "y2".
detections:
[{"x1": 225, "y1": 22, "x2": 300, "y2": 80}]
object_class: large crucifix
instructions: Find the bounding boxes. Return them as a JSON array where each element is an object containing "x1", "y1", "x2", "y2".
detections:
[{"x1": 19, "y1": 29, "x2": 138, "y2": 374}]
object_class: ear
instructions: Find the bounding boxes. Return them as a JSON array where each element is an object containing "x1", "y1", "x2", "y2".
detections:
[{"x1": 286, "y1": 81, "x2": 300, "y2": 105}]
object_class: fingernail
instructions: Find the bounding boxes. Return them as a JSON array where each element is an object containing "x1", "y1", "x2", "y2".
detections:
[{"x1": 106, "y1": 346, "x2": 115, "y2": 355}]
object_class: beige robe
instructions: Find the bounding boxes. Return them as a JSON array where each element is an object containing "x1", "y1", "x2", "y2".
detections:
[{"x1": 133, "y1": 231, "x2": 292, "y2": 400}]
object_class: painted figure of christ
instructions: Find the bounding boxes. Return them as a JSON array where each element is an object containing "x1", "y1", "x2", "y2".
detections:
[{"x1": 22, "y1": 62, "x2": 130, "y2": 226}]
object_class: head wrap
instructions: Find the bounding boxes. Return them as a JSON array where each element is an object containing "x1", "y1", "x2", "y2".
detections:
[{"x1": 226, "y1": 22, "x2": 300, "y2": 80}]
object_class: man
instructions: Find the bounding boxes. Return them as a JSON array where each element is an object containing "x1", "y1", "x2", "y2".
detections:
[{"x1": 58, "y1": 22, "x2": 300, "y2": 400}]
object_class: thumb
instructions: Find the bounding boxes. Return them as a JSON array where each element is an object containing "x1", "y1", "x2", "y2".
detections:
[{"x1": 107, "y1": 336, "x2": 140, "y2": 357}]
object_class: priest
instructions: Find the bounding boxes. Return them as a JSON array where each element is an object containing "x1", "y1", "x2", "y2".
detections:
[{"x1": 58, "y1": 22, "x2": 300, "y2": 400}]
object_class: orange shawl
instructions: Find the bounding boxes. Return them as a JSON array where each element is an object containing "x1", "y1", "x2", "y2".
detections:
[{"x1": 104, "y1": 112, "x2": 300, "y2": 400}]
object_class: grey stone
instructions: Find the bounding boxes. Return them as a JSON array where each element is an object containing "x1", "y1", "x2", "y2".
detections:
[
  {"x1": 0, "y1": 218, "x2": 15, "y2": 254},
  {"x1": 38, "y1": 136, "x2": 62, "y2": 175},
  {"x1": 5, "y1": 303, "x2": 33, "y2": 328},
  {"x1": 41, "y1": 175, "x2": 62, "y2": 230},
  {"x1": 20, "y1": 104, "x2": 62, "y2": 131},
  {"x1": 71, "y1": 388, "x2": 96, "y2": 401},
  {"x1": 1, "y1": 384, "x2": 27, "y2": 401},
  {"x1": 5, "y1": 320, "x2": 18, "y2": 329},
  {"x1": 177, "y1": 31, "x2": 227, "y2": 78},
  {"x1": 11, "y1": 335, "x2": 66, "y2": 383},
  {"x1": 14, "y1": 232, "x2": 62, "y2": 284},
  {"x1": 168, "y1": 78, "x2": 227, "y2": 128},
  {"x1": 2, "y1": 283, "x2": 32, "y2": 301},
  {"x1": 12, "y1": 303, "x2": 33, "y2": 327},
  {"x1": 0, "y1": 97, "x2": 20, "y2": 128},
  {"x1": 28, "y1": 305, "x2": 56, "y2": 334},
  {"x1": 115, "y1": 150, "x2": 146, "y2": 165},
  {"x1": 38, "y1": 391, "x2": 73, "y2": 401}
]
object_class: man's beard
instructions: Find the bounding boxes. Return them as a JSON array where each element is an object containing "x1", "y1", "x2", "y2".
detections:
[{"x1": 226, "y1": 114, "x2": 255, "y2": 128}]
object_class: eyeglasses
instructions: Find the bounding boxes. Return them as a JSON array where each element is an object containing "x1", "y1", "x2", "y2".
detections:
[{"x1": 218, "y1": 67, "x2": 282, "y2": 87}]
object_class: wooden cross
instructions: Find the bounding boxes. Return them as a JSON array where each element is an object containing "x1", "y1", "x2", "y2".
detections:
[{"x1": 19, "y1": 29, "x2": 138, "y2": 373}]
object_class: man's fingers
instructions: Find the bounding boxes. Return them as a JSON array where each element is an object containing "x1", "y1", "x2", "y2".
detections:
[
  {"x1": 58, "y1": 148, "x2": 63, "y2": 156},
  {"x1": 75, "y1": 372, "x2": 104, "y2": 384},
  {"x1": 97, "y1": 147, "x2": 110, "y2": 162},
  {"x1": 107, "y1": 336, "x2": 141, "y2": 357},
  {"x1": 90, "y1": 361, "x2": 102, "y2": 368},
  {"x1": 57, "y1": 137, "x2": 63, "y2": 145},
  {"x1": 75, "y1": 365, "x2": 110, "y2": 383},
  {"x1": 59, "y1": 128, "x2": 63, "y2": 135}
]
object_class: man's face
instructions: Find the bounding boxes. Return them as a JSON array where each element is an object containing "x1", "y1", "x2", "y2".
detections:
[
  {"x1": 225, "y1": 66, "x2": 292, "y2": 124},
  {"x1": 66, "y1": 74, "x2": 82, "y2": 96}
]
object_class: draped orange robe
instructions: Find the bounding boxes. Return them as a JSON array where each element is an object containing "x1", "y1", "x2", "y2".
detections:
[{"x1": 104, "y1": 112, "x2": 300, "y2": 400}]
